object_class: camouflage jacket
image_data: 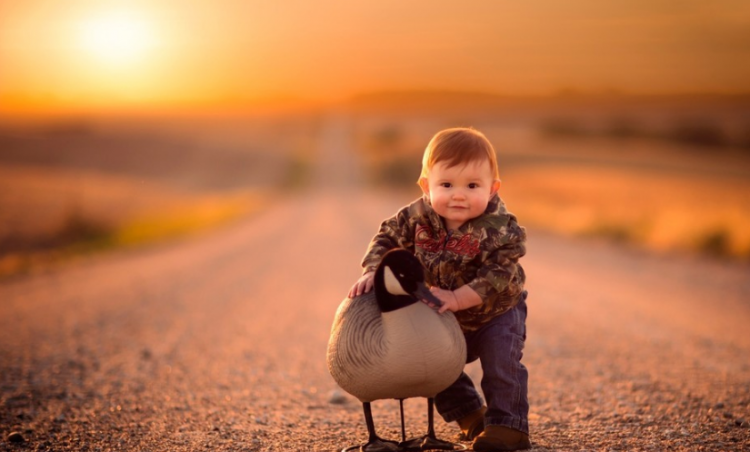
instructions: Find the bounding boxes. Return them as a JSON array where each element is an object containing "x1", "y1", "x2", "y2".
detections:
[{"x1": 361, "y1": 195, "x2": 527, "y2": 332}]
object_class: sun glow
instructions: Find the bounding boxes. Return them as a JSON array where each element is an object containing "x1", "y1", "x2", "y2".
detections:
[{"x1": 78, "y1": 9, "x2": 155, "y2": 67}]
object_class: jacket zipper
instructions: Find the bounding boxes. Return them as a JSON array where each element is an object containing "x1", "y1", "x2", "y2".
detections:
[
  {"x1": 443, "y1": 230, "x2": 453, "y2": 248},
  {"x1": 436, "y1": 230, "x2": 453, "y2": 287}
]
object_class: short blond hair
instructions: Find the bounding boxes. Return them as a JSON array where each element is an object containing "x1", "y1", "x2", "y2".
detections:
[{"x1": 419, "y1": 127, "x2": 500, "y2": 180}]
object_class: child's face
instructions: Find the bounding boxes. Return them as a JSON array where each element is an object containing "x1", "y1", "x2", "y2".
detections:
[{"x1": 419, "y1": 159, "x2": 501, "y2": 230}]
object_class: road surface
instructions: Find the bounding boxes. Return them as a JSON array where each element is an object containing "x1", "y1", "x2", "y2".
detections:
[{"x1": 1, "y1": 115, "x2": 749, "y2": 451}]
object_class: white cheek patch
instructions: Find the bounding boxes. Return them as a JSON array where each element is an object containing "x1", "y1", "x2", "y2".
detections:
[{"x1": 384, "y1": 266, "x2": 409, "y2": 296}]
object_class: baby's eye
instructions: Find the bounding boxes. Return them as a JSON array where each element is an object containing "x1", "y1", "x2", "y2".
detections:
[
  {"x1": 468, "y1": 183, "x2": 479, "y2": 189},
  {"x1": 440, "y1": 182, "x2": 452, "y2": 188}
]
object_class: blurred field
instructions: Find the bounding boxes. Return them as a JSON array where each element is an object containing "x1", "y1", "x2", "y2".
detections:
[
  {"x1": 2, "y1": 94, "x2": 749, "y2": 279},
  {"x1": 502, "y1": 164, "x2": 750, "y2": 258},
  {"x1": 0, "y1": 114, "x2": 318, "y2": 278},
  {"x1": 0, "y1": 164, "x2": 263, "y2": 278}
]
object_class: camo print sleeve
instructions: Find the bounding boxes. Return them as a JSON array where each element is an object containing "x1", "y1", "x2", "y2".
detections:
[
  {"x1": 466, "y1": 217, "x2": 527, "y2": 313},
  {"x1": 361, "y1": 205, "x2": 417, "y2": 275}
]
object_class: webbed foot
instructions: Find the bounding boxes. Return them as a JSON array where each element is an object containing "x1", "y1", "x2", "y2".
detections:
[
  {"x1": 397, "y1": 436, "x2": 423, "y2": 451},
  {"x1": 419, "y1": 435, "x2": 467, "y2": 450},
  {"x1": 342, "y1": 438, "x2": 400, "y2": 452},
  {"x1": 398, "y1": 435, "x2": 467, "y2": 451}
]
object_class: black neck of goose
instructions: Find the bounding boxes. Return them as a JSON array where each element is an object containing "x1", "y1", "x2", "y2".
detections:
[{"x1": 373, "y1": 264, "x2": 418, "y2": 313}]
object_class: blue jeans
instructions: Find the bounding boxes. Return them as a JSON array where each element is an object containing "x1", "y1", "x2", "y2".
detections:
[{"x1": 435, "y1": 291, "x2": 529, "y2": 434}]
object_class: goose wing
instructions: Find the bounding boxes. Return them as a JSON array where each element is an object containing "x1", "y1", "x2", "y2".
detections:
[{"x1": 327, "y1": 292, "x2": 387, "y2": 397}]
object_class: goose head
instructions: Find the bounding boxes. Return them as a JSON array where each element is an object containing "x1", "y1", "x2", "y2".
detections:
[{"x1": 374, "y1": 249, "x2": 443, "y2": 313}]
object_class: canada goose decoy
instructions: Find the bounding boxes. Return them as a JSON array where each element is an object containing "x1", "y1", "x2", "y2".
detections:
[{"x1": 327, "y1": 249, "x2": 468, "y2": 452}]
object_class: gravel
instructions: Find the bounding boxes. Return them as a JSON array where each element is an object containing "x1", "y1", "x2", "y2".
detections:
[{"x1": 1, "y1": 174, "x2": 749, "y2": 450}]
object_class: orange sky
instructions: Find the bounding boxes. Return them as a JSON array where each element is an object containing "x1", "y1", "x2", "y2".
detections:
[{"x1": 1, "y1": 0, "x2": 750, "y2": 114}]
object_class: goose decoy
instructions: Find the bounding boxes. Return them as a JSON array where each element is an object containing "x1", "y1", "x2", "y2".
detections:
[{"x1": 327, "y1": 249, "x2": 468, "y2": 452}]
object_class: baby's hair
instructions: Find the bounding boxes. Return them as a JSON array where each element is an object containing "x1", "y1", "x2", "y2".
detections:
[{"x1": 419, "y1": 127, "x2": 500, "y2": 180}]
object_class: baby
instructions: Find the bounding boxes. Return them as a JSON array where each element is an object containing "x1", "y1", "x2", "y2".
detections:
[{"x1": 349, "y1": 127, "x2": 530, "y2": 451}]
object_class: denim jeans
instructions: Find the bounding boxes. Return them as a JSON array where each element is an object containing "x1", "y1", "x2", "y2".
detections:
[{"x1": 435, "y1": 291, "x2": 529, "y2": 434}]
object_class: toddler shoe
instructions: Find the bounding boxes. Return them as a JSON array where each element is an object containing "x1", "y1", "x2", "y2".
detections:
[
  {"x1": 472, "y1": 424, "x2": 531, "y2": 451},
  {"x1": 456, "y1": 406, "x2": 486, "y2": 441}
]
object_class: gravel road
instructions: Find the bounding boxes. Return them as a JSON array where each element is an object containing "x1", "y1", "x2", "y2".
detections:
[{"x1": 2, "y1": 116, "x2": 749, "y2": 451}]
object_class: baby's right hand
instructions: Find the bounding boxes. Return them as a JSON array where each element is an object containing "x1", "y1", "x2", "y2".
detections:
[{"x1": 349, "y1": 272, "x2": 375, "y2": 298}]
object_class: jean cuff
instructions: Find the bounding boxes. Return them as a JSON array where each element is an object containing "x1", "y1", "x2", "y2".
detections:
[
  {"x1": 485, "y1": 415, "x2": 529, "y2": 435},
  {"x1": 439, "y1": 397, "x2": 485, "y2": 423}
]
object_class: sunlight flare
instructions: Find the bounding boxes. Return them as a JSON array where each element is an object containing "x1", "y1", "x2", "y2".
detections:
[{"x1": 78, "y1": 9, "x2": 155, "y2": 67}]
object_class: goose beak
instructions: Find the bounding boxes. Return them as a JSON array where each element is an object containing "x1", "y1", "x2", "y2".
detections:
[{"x1": 414, "y1": 282, "x2": 443, "y2": 308}]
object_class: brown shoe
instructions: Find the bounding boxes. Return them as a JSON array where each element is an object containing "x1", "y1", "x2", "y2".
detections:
[
  {"x1": 472, "y1": 425, "x2": 531, "y2": 451},
  {"x1": 456, "y1": 406, "x2": 486, "y2": 441}
]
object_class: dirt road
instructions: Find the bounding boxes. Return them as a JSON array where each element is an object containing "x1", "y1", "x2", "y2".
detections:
[{"x1": 1, "y1": 116, "x2": 749, "y2": 451}]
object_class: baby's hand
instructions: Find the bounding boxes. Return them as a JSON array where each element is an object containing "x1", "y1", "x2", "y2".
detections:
[
  {"x1": 349, "y1": 272, "x2": 375, "y2": 298},
  {"x1": 429, "y1": 285, "x2": 482, "y2": 314},
  {"x1": 428, "y1": 287, "x2": 461, "y2": 314}
]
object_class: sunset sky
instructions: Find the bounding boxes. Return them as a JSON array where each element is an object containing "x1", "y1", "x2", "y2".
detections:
[{"x1": 2, "y1": 0, "x2": 749, "y2": 114}]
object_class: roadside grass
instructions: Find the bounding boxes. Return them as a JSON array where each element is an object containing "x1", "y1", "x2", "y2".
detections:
[
  {"x1": 113, "y1": 193, "x2": 256, "y2": 247},
  {"x1": 0, "y1": 165, "x2": 265, "y2": 279},
  {"x1": 282, "y1": 152, "x2": 313, "y2": 191},
  {"x1": 498, "y1": 165, "x2": 750, "y2": 260},
  {"x1": 540, "y1": 115, "x2": 750, "y2": 150},
  {"x1": 0, "y1": 191, "x2": 261, "y2": 279}
]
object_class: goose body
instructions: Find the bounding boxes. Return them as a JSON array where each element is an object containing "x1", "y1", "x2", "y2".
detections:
[
  {"x1": 328, "y1": 291, "x2": 466, "y2": 402},
  {"x1": 326, "y1": 249, "x2": 467, "y2": 451}
]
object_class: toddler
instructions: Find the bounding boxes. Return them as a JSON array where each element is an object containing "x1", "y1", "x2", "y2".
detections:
[{"x1": 349, "y1": 127, "x2": 530, "y2": 451}]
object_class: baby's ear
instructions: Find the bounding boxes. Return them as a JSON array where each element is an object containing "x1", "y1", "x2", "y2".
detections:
[
  {"x1": 418, "y1": 177, "x2": 430, "y2": 197},
  {"x1": 490, "y1": 179, "x2": 501, "y2": 196}
]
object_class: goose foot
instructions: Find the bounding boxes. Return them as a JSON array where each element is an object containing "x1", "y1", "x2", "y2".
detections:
[
  {"x1": 398, "y1": 435, "x2": 467, "y2": 451},
  {"x1": 344, "y1": 402, "x2": 401, "y2": 452},
  {"x1": 341, "y1": 438, "x2": 400, "y2": 452},
  {"x1": 397, "y1": 436, "x2": 424, "y2": 451}
]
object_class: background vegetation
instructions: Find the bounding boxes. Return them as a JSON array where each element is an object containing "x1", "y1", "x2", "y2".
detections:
[{"x1": 2, "y1": 93, "x2": 749, "y2": 280}]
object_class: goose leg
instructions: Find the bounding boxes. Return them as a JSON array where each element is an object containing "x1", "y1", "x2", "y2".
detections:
[
  {"x1": 419, "y1": 398, "x2": 467, "y2": 450},
  {"x1": 396, "y1": 399, "x2": 422, "y2": 452},
  {"x1": 342, "y1": 402, "x2": 399, "y2": 452},
  {"x1": 398, "y1": 398, "x2": 467, "y2": 451},
  {"x1": 400, "y1": 399, "x2": 407, "y2": 443}
]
